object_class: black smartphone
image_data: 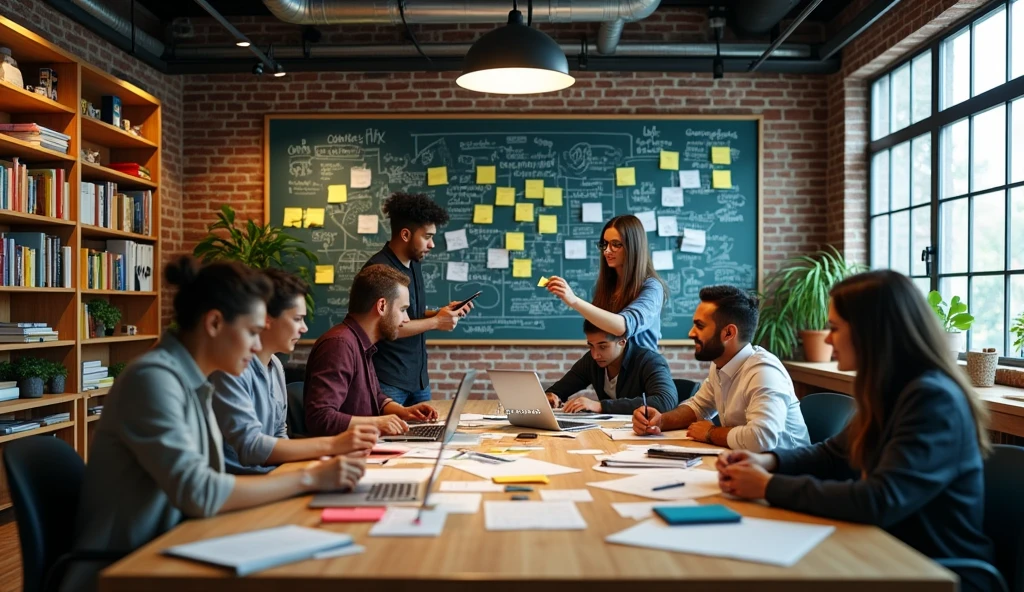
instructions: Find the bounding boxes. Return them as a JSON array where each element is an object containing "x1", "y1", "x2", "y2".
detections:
[
  {"x1": 646, "y1": 449, "x2": 703, "y2": 461},
  {"x1": 452, "y1": 291, "x2": 482, "y2": 311},
  {"x1": 515, "y1": 432, "x2": 538, "y2": 440}
]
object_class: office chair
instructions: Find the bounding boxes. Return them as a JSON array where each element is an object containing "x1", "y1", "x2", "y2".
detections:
[
  {"x1": 672, "y1": 378, "x2": 699, "y2": 402},
  {"x1": 3, "y1": 436, "x2": 125, "y2": 592},
  {"x1": 799, "y1": 392, "x2": 856, "y2": 444},
  {"x1": 286, "y1": 381, "x2": 306, "y2": 438}
]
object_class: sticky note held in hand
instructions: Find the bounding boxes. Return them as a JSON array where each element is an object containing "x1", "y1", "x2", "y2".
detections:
[{"x1": 538, "y1": 276, "x2": 550, "y2": 288}]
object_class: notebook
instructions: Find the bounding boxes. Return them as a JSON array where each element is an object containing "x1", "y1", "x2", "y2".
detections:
[{"x1": 654, "y1": 504, "x2": 742, "y2": 525}]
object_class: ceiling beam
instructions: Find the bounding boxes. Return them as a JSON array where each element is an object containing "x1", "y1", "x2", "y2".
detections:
[{"x1": 817, "y1": 0, "x2": 902, "y2": 61}]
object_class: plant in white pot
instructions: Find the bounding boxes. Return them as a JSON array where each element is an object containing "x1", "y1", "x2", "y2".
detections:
[
  {"x1": 1011, "y1": 311, "x2": 1024, "y2": 357},
  {"x1": 927, "y1": 291, "x2": 974, "y2": 360}
]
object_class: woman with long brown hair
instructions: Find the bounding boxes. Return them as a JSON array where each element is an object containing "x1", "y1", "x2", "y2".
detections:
[
  {"x1": 545, "y1": 215, "x2": 667, "y2": 351},
  {"x1": 717, "y1": 270, "x2": 992, "y2": 570}
]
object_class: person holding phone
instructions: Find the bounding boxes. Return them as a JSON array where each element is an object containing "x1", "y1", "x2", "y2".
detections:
[
  {"x1": 362, "y1": 192, "x2": 475, "y2": 405},
  {"x1": 545, "y1": 215, "x2": 666, "y2": 351}
]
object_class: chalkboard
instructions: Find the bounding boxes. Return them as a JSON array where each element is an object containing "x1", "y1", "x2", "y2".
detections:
[{"x1": 265, "y1": 114, "x2": 762, "y2": 344}]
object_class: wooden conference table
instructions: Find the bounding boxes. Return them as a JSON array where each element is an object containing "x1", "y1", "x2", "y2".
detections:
[{"x1": 100, "y1": 401, "x2": 955, "y2": 592}]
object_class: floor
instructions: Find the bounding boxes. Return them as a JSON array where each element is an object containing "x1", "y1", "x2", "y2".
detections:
[{"x1": 0, "y1": 510, "x2": 21, "y2": 592}]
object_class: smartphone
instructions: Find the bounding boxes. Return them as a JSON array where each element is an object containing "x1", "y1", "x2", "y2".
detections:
[
  {"x1": 452, "y1": 291, "x2": 482, "y2": 311},
  {"x1": 646, "y1": 449, "x2": 703, "y2": 462},
  {"x1": 515, "y1": 433, "x2": 538, "y2": 440}
]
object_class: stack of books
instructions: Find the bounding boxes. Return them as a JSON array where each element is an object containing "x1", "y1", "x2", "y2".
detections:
[
  {"x1": 41, "y1": 412, "x2": 70, "y2": 425},
  {"x1": 82, "y1": 360, "x2": 113, "y2": 390},
  {"x1": 0, "y1": 379, "x2": 18, "y2": 402},
  {"x1": 0, "y1": 123, "x2": 70, "y2": 153},
  {"x1": 0, "y1": 322, "x2": 58, "y2": 344},
  {"x1": 0, "y1": 232, "x2": 72, "y2": 287},
  {"x1": 88, "y1": 404, "x2": 103, "y2": 416},
  {"x1": 80, "y1": 239, "x2": 153, "y2": 292},
  {"x1": 80, "y1": 182, "x2": 152, "y2": 234},
  {"x1": 107, "y1": 162, "x2": 151, "y2": 180},
  {"x1": 0, "y1": 419, "x2": 40, "y2": 435}
]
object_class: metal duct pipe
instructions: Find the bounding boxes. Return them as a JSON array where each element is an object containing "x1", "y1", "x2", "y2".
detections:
[
  {"x1": 597, "y1": 20, "x2": 624, "y2": 55},
  {"x1": 70, "y1": 0, "x2": 166, "y2": 57},
  {"x1": 732, "y1": 0, "x2": 799, "y2": 34}
]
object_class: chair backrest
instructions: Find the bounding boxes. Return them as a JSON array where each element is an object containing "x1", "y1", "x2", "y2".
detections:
[
  {"x1": 799, "y1": 392, "x2": 856, "y2": 444},
  {"x1": 3, "y1": 436, "x2": 84, "y2": 592},
  {"x1": 286, "y1": 381, "x2": 306, "y2": 438},
  {"x1": 672, "y1": 378, "x2": 699, "y2": 402},
  {"x1": 984, "y1": 444, "x2": 1024, "y2": 592}
]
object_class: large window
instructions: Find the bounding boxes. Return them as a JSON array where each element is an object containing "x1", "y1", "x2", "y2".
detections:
[{"x1": 870, "y1": 0, "x2": 1024, "y2": 359}]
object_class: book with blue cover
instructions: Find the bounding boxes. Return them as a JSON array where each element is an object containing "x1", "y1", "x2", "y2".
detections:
[{"x1": 654, "y1": 504, "x2": 742, "y2": 526}]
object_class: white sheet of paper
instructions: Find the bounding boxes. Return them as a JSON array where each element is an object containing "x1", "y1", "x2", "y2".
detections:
[
  {"x1": 447, "y1": 261, "x2": 469, "y2": 282},
  {"x1": 679, "y1": 242, "x2": 705, "y2": 254},
  {"x1": 680, "y1": 228, "x2": 707, "y2": 253},
  {"x1": 350, "y1": 167, "x2": 372, "y2": 189},
  {"x1": 439, "y1": 481, "x2": 505, "y2": 492},
  {"x1": 652, "y1": 250, "x2": 674, "y2": 271},
  {"x1": 581, "y1": 202, "x2": 604, "y2": 223},
  {"x1": 426, "y1": 493, "x2": 482, "y2": 514},
  {"x1": 362, "y1": 468, "x2": 433, "y2": 484},
  {"x1": 661, "y1": 187, "x2": 684, "y2": 207},
  {"x1": 679, "y1": 170, "x2": 701, "y2": 189},
  {"x1": 539, "y1": 489, "x2": 593, "y2": 502},
  {"x1": 564, "y1": 239, "x2": 587, "y2": 260},
  {"x1": 658, "y1": 216, "x2": 679, "y2": 237},
  {"x1": 568, "y1": 449, "x2": 605, "y2": 455},
  {"x1": 368, "y1": 507, "x2": 447, "y2": 538},
  {"x1": 602, "y1": 427, "x2": 691, "y2": 441},
  {"x1": 634, "y1": 210, "x2": 657, "y2": 232},
  {"x1": 611, "y1": 500, "x2": 697, "y2": 520},
  {"x1": 447, "y1": 458, "x2": 581, "y2": 480},
  {"x1": 484, "y1": 501, "x2": 587, "y2": 531},
  {"x1": 460, "y1": 414, "x2": 486, "y2": 421},
  {"x1": 487, "y1": 248, "x2": 509, "y2": 269},
  {"x1": 357, "y1": 215, "x2": 378, "y2": 234},
  {"x1": 606, "y1": 517, "x2": 836, "y2": 567},
  {"x1": 445, "y1": 228, "x2": 469, "y2": 251},
  {"x1": 587, "y1": 469, "x2": 720, "y2": 500}
]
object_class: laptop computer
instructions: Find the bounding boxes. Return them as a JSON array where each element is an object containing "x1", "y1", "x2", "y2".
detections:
[
  {"x1": 381, "y1": 371, "x2": 478, "y2": 442},
  {"x1": 488, "y1": 369, "x2": 601, "y2": 433},
  {"x1": 308, "y1": 370, "x2": 475, "y2": 508}
]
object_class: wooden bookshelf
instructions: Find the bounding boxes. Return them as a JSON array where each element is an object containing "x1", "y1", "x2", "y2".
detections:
[
  {"x1": 82, "y1": 117, "x2": 158, "y2": 149},
  {"x1": 82, "y1": 289, "x2": 157, "y2": 297},
  {"x1": 0, "y1": 420, "x2": 75, "y2": 445},
  {"x1": 82, "y1": 334, "x2": 158, "y2": 345},
  {"x1": 0, "y1": 81, "x2": 75, "y2": 114},
  {"x1": 0, "y1": 132, "x2": 75, "y2": 162},
  {"x1": 0, "y1": 340, "x2": 75, "y2": 352},
  {"x1": 0, "y1": 286, "x2": 75, "y2": 293},
  {"x1": 0, "y1": 209, "x2": 76, "y2": 227},
  {"x1": 80, "y1": 224, "x2": 155, "y2": 242},
  {"x1": 81, "y1": 161, "x2": 158, "y2": 189},
  {"x1": 0, "y1": 392, "x2": 78, "y2": 414}
]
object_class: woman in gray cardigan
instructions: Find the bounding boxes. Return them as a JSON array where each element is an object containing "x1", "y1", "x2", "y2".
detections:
[{"x1": 718, "y1": 270, "x2": 993, "y2": 572}]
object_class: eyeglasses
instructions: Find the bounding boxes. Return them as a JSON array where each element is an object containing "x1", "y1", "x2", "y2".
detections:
[{"x1": 598, "y1": 240, "x2": 625, "y2": 252}]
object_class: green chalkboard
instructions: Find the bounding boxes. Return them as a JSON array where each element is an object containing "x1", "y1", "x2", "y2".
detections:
[{"x1": 265, "y1": 114, "x2": 761, "y2": 343}]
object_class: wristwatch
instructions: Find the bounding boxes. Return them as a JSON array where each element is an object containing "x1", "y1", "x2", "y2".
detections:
[{"x1": 705, "y1": 427, "x2": 715, "y2": 444}]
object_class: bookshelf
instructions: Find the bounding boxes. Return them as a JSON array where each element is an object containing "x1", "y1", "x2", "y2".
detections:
[{"x1": 0, "y1": 16, "x2": 162, "y2": 483}]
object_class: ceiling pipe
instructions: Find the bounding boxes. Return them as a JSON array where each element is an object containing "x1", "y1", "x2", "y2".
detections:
[
  {"x1": 747, "y1": 0, "x2": 823, "y2": 72},
  {"x1": 68, "y1": 0, "x2": 166, "y2": 56}
]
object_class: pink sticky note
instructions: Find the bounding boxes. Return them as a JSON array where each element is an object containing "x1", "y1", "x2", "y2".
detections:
[{"x1": 321, "y1": 507, "x2": 388, "y2": 523}]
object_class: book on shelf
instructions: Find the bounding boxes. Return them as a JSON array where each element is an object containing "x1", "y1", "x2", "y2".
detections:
[
  {"x1": 87, "y1": 405, "x2": 103, "y2": 415},
  {"x1": 106, "y1": 162, "x2": 151, "y2": 180},
  {"x1": 0, "y1": 333, "x2": 57, "y2": 343},
  {"x1": 82, "y1": 360, "x2": 102, "y2": 368},
  {"x1": 1, "y1": 233, "x2": 70, "y2": 287},
  {"x1": 0, "y1": 420, "x2": 41, "y2": 435},
  {"x1": 84, "y1": 377, "x2": 114, "y2": 389},
  {"x1": 0, "y1": 380, "x2": 17, "y2": 388},
  {"x1": 0, "y1": 386, "x2": 18, "y2": 402},
  {"x1": 80, "y1": 240, "x2": 153, "y2": 292},
  {"x1": 41, "y1": 412, "x2": 70, "y2": 425},
  {"x1": 80, "y1": 183, "x2": 152, "y2": 234},
  {"x1": 0, "y1": 161, "x2": 70, "y2": 219},
  {"x1": 0, "y1": 124, "x2": 70, "y2": 154}
]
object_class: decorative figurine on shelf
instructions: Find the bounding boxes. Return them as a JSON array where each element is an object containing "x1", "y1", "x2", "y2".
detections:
[
  {"x1": 130, "y1": 125, "x2": 142, "y2": 136},
  {"x1": 0, "y1": 47, "x2": 24, "y2": 89},
  {"x1": 121, "y1": 118, "x2": 131, "y2": 131},
  {"x1": 87, "y1": 104, "x2": 101, "y2": 119},
  {"x1": 81, "y1": 148, "x2": 100, "y2": 164},
  {"x1": 121, "y1": 324, "x2": 138, "y2": 336},
  {"x1": 81, "y1": 98, "x2": 89, "y2": 115},
  {"x1": 38, "y1": 67, "x2": 57, "y2": 101}
]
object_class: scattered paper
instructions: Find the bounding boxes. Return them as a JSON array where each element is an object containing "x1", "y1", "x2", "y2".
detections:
[
  {"x1": 679, "y1": 170, "x2": 701, "y2": 189},
  {"x1": 587, "y1": 469, "x2": 720, "y2": 500},
  {"x1": 661, "y1": 187, "x2": 684, "y2": 208},
  {"x1": 327, "y1": 184, "x2": 348, "y2": 203},
  {"x1": 658, "y1": 216, "x2": 679, "y2": 237},
  {"x1": 616, "y1": 167, "x2": 636, "y2": 186},
  {"x1": 476, "y1": 165, "x2": 496, "y2": 185},
  {"x1": 427, "y1": 166, "x2": 448, "y2": 186},
  {"x1": 515, "y1": 202, "x2": 535, "y2": 222},
  {"x1": 350, "y1": 167, "x2": 371, "y2": 189},
  {"x1": 495, "y1": 187, "x2": 516, "y2": 206},
  {"x1": 426, "y1": 493, "x2": 482, "y2": 514},
  {"x1": 568, "y1": 449, "x2": 605, "y2": 455},
  {"x1": 543, "y1": 187, "x2": 563, "y2": 206},
  {"x1": 506, "y1": 232, "x2": 525, "y2": 251},
  {"x1": 538, "y1": 214, "x2": 558, "y2": 234},
  {"x1": 712, "y1": 170, "x2": 732, "y2": 189},
  {"x1": 539, "y1": 489, "x2": 593, "y2": 502},
  {"x1": 357, "y1": 214, "x2": 378, "y2": 234},
  {"x1": 612, "y1": 500, "x2": 697, "y2": 520},
  {"x1": 582, "y1": 202, "x2": 604, "y2": 223},
  {"x1": 679, "y1": 228, "x2": 707, "y2": 254},
  {"x1": 485, "y1": 501, "x2": 587, "y2": 531},
  {"x1": 283, "y1": 207, "x2": 303, "y2": 228},
  {"x1": 369, "y1": 507, "x2": 447, "y2": 537},
  {"x1": 314, "y1": 265, "x2": 334, "y2": 285},
  {"x1": 445, "y1": 228, "x2": 469, "y2": 251},
  {"x1": 564, "y1": 239, "x2": 587, "y2": 260},
  {"x1": 634, "y1": 210, "x2": 657, "y2": 232},
  {"x1": 537, "y1": 276, "x2": 550, "y2": 288},
  {"x1": 474, "y1": 204, "x2": 494, "y2": 224},
  {"x1": 448, "y1": 457, "x2": 580, "y2": 480},
  {"x1": 525, "y1": 179, "x2": 545, "y2": 199},
  {"x1": 652, "y1": 250, "x2": 674, "y2": 271},
  {"x1": 440, "y1": 481, "x2": 504, "y2": 493},
  {"x1": 602, "y1": 427, "x2": 691, "y2": 441},
  {"x1": 487, "y1": 248, "x2": 509, "y2": 269},
  {"x1": 303, "y1": 208, "x2": 325, "y2": 229},
  {"x1": 660, "y1": 150, "x2": 679, "y2": 170},
  {"x1": 512, "y1": 259, "x2": 532, "y2": 278},
  {"x1": 711, "y1": 146, "x2": 732, "y2": 165}
]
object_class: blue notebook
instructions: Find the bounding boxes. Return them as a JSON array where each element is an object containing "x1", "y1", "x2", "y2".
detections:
[
  {"x1": 164, "y1": 525, "x2": 353, "y2": 576},
  {"x1": 654, "y1": 504, "x2": 742, "y2": 526}
]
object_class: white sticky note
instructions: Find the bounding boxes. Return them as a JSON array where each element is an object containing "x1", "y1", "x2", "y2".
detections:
[
  {"x1": 581, "y1": 202, "x2": 603, "y2": 223},
  {"x1": 679, "y1": 170, "x2": 701, "y2": 189},
  {"x1": 445, "y1": 228, "x2": 469, "y2": 251},
  {"x1": 426, "y1": 493, "x2": 482, "y2": 515},
  {"x1": 447, "y1": 262, "x2": 469, "y2": 282},
  {"x1": 652, "y1": 250, "x2": 674, "y2": 271},
  {"x1": 369, "y1": 507, "x2": 447, "y2": 537},
  {"x1": 634, "y1": 211, "x2": 657, "y2": 233},
  {"x1": 350, "y1": 167, "x2": 371, "y2": 189},
  {"x1": 357, "y1": 215, "x2": 378, "y2": 234},
  {"x1": 487, "y1": 248, "x2": 509, "y2": 269},
  {"x1": 657, "y1": 216, "x2": 679, "y2": 237},
  {"x1": 661, "y1": 187, "x2": 684, "y2": 208},
  {"x1": 539, "y1": 489, "x2": 594, "y2": 502},
  {"x1": 564, "y1": 239, "x2": 587, "y2": 260},
  {"x1": 679, "y1": 228, "x2": 707, "y2": 253}
]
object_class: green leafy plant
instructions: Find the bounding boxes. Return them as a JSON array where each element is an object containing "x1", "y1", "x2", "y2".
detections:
[
  {"x1": 192, "y1": 205, "x2": 319, "y2": 316},
  {"x1": 110, "y1": 361, "x2": 127, "y2": 379},
  {"x1": 14, "y1": 357, "x2": 49, "y2": 380},
  {"x1": 0, "y1": 360, "x2": 15, "y2": 382},
  {"x1": 46, "y1": 360, "x2": 68, "y2": 379},
  {"x1": 88, "y1": 299, "x2": 122, "y2": 330},
  {"x1": 927, "y1": 291, "x2": 974, "y2": 333},
  {"x1": 754, "y1": 246, "x2": 865, "y2": 360},
  {"x1": 1011, "y1": 311, "x2": 1024, "y2": 356}
]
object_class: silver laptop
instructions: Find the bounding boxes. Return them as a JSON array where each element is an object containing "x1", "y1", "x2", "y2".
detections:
[
  {"x1": 488, "y1": 369, "x2": 601, "y2": 433},
  {"x1": 381, "y1": 372, "x2": 478, "y2": 442},
  {"x1": 308, "y1": 369, "x2": 476, "y2": 508}
]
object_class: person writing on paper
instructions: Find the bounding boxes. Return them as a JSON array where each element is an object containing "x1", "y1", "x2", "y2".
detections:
[
  {"x1": 363, "y1": 192, "x2": 474, "y2": 406},
  {"x1": 546, "y1": 215, "x2": 666, "y2": 351},
  {"x1": 717, "y1": 271, "x2": 993, "y2": 572},
  {"x1": 67, "y1": 258, "x2": 367, "y2": 592},
  {"x1": 211, "y1": 268, "x2": 379, "y2": 475},
  {"x1": 304, "y1": 264, "x2": 439, "y2": 438},
  {"x1": 632, "y1": 285, "x2": 810, "y2": 451},
  {"x1": 545, "y1": 320, "x2": 677, "y2": 414}
]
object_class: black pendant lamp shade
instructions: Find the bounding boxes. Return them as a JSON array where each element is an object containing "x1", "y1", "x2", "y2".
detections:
[{"x1": 456, "y1": 9, "x2": 575, "y2": 94}]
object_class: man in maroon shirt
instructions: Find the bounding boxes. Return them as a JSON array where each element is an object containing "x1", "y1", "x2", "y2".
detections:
[{"x1": 304, "y1": 264, "x2": 438, "y2": 436}]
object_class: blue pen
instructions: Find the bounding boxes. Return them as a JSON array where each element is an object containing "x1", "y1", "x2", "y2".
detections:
[
  {"x1": 642, "y1": 392, "x2": 649, "y2": 431},
  {"x1": 651, "y1": 482, "x2": 687, "y2": 491}
]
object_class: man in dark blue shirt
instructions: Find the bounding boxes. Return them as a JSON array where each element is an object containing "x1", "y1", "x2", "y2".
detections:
[{"x1": 363, "y1": 192, "x2": 472, "y2": 405}]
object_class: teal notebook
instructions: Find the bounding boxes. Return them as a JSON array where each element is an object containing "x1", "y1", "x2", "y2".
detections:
[{"x1": 653, "y1": 504, "x2": 742, "y2": 526}]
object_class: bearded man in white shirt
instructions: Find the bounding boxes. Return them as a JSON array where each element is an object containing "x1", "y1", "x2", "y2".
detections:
[{"x1": 633, "y1": 285, "x2": 810, "y2": 452}]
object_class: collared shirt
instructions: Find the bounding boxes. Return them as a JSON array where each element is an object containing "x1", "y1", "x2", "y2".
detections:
[
  {"x1": 364, "y1": 244, "x2": 429, "y2": 392},
  {"x1": 211, "y1": 355, "x2": 288, "y2": 475},
  {"x1": 683, "y1": 344, "x2": 810, "y2": 452},
  {"x1": 546, "y1": 341, "x2": 678, "y2": 414},
  {"x1": 303, "y1": 316, "x2": 394, "y2": 436},
  {"x1": 68, "y1": 331, "x2": 235, "y2": 590}
]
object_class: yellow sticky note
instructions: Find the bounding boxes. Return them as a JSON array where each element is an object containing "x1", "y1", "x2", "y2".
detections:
[
  {"x1": 492, "y1": 474, "x2": 550, "y2": 484},
  {"x1": 538, "y1": 214, "x2": 558, "y2": 234},
  {"x1": 303, "y1": 207, "x2": 325, "y2": 228},
  {"x1": 327, "y1": 184, "x2": 347, "y2": 203},
  {"x1": 660, "y1": 150, "x2": 679, "y2": 170},
  {"x1": 473, "y1": 204, "x2": 494, "y2": 224},
  {"x1": 506, "y1": 232, "x2": 525, "y2": 251},
  {"x1": 283, "y1": 207, "x2": 303, "y2": 228},
  {"x1": 495, "y1": 187, "x2": 516, "y2": 206},
  {"x1": 537, "y1": 276, "x2": 550, "y2": 287},
  {"x1": 314, "y1": 265, "x2": 334, "y2": 285},
  {"x1": 616, "y1": 167, "x2": 636, "y2": 186},
  {"x1": 512, "y1": 259, "x2": 532, "y2": 278},
  {"x1": 543, "y1": 187, "x2": 563, "y2": 207},
  {"x1": 525, "y1": 179, "x2": 545, "y2": 199},
  {"x1": 515, "y1": 202, "x2": 534, "y2": 222},
  {"x1": 427, "y1": 166, "x2": 448, "y2": 186},
  {"x1": 712, "y1": 170, "x2": 732, "y2": 189},
  {"x1": 477, "y1": 165, "x2": 497, "y2": 184},
  {"x1": 711, "y1": 146, "x2": 731, "y2": 165}
]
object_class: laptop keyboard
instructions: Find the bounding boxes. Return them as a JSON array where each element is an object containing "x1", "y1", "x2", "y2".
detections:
[
  {"x1": 556, "y1": 419, "x2": 602, "y2": 432},
  {"x1": 366, "y1": 482, "x2": 419, "y2": 502},
  {"x1": 406, "y1": 423, "x2": 445, "y2": 439}
]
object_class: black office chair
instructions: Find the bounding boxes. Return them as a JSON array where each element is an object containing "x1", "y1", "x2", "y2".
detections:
[
  {"x1": 799, "y1": 392, "x2": 856, "y2": 444},
  {"x1": 3, "y1": 436, "x2": 125, "y2": 592},
  {"x1": 937, "y1": 444, "x2": 1024, "y2": 592},
  {"x1": 286, "y1": 381, "x2": 306, "y2": 438},
  {"x1": 672, "y1": 378, "x2": 699, "y2": 402}
]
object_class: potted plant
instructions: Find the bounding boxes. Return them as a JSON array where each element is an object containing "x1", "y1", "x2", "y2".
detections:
[
  {"x1": 109, "y1": 361, "x2": 127, "y2": 380},
  {"x1": 927, "y1": 291, "x2": 974, "y2": 360},
  {"x1": 0, "y1": 360, "x2": 14, "y2": 383},
  {"x1": 754, "y1": 246, "x2": 864, "y2": 362},
  {"x1": 1012, "y1": 311, "x2": 1024, "y2": 357},
  {"x1": 88, "y1": 299, "x2": 122, "y2": 336},
  {"x1": 47, "y1": 360, "x2": 67, "y2": 394},
  {"x1": 15, "y1": 356, "x2": 48, "y2": 398}
]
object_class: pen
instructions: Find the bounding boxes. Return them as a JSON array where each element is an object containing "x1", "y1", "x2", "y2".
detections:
[
  {"x1": 459, "y1": 449, "x2": 515, "y2": 463},
  {"x1": 651, "y1": 482, "x2": 687, "y2": 491},
  {"x1": 642, "y1": 392, "x2": 648, "y2": 427}
]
